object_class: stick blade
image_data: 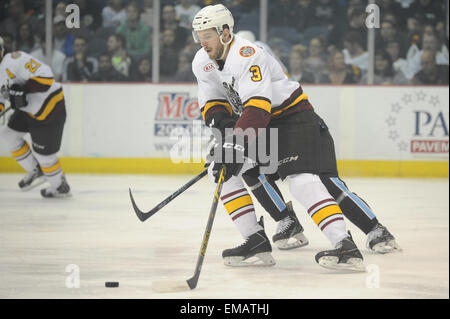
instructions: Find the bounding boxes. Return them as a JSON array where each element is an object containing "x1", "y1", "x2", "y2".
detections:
[{"x1": 151, "y1": 279, "x2": 191, "y2": 293}]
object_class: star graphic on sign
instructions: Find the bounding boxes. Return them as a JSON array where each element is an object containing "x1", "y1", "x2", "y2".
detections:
[
  {"x1": 398, "y1": 141, "x2": 408, "y2": 152},
  {"x1": 391, "y1": 103, "x2": 402, "y2": 113},
  {"x1": 388, "y1": 130, "x2": 399, "y2": 141},
  {"x1": 416, "y1": 90, "x2": 426, "y2": 101},
  {"x1": 386, "y1": 116, "x2": 396, "y2": 126},
  {"x1": 402, "y1": 94, "x2": 412, "y2": 104},
  {"x1": 429, "y1": 95, "x2": 440, "y2": 107}
]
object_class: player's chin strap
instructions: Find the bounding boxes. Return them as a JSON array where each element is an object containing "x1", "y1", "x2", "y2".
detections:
[{"x1": 218, "y1": 33, "x2": 234, "y2": 61}]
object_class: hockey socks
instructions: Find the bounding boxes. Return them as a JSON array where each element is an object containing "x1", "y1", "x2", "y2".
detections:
[
  {"x1": 288, "y1": 173, "x2": 349, "y2": 247},
  {"x1": 207, "y1": 166, "x2": 262, "y2": 238},
  {"x1": 321, "y1": 175, "x2": 378, "y2": 234}
]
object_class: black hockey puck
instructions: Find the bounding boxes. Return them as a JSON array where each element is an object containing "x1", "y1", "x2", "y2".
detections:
[{"x1": 105, "y1": 281, "x2": 119, "y2": 288}]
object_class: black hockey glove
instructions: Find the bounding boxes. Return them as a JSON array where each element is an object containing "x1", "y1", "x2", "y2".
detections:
[
  {"x1": 212, "y1": 137, "x2": 246, "y2": 183},
  {"x1": 8, "y1": 84, "x2": 28, "y2": 109}
]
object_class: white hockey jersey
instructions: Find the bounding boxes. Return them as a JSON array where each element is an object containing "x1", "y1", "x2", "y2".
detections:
[
  {"x1": 0, "y1": 51, "x2": 63, "y2": 120},
  {"x1": 192, "y1": 35, "x2": 311, "y2": 131}
]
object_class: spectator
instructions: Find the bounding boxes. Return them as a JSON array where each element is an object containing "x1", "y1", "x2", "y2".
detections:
[
  {"x1": 318, "y1": 51, "x2": 361, "y2": 84},
  {"x1": 304, "y1": 37, "x2": 326, "y2": 77},
  {"x1": 116, "y1": 2, "x2": 151, "y2": 58},
  {"x1": 407, "y1": 31, "x2": 449, "y2": 77},
  {"x1": 376, "y1": 20, "x2": 407, "y2": 56},
  {"x1": 16, "y1": 22, "x2": 38, "y2": 53},
  {"x1": 130, "y1": 56, "x2": 151, "y2": 82},
  {"x1": 295, "y1": 0, "x2": 314, "y2": 32},
  {"x1": 0, "y1": 32, "x2": 14, "y2": 54},
  {"x1": 159, "y1": 29, "x2": 179, "y2": 79},
  {"x1": 408, "y1": 0, "x2": 446, "y2": 28},
  {"x1": 72, "y1": 0, "x2": 103, "y2": 32},
  {"x1": 54, "y1": 1, "x2": 68, "y2": 18},
  {"x1": 175, "y1": 0, "x2": 201, "y2": 30},
  {"x1": 412, "y1": 50, "x2": 449, "y2": 84},
  {"x1": 342, "y1": 31, "x2": 369, "y2": 71},
  {"x1": 385, "y1": 40, "x2": 413, "y2": 79},
  {"x1": 107, "y1": 33, "x2": 132, "y2": 77},
  {"x1": 102, "y1": 0, "x2": 127, "y2": 29},
  {"x1": 0, "y1": 0, "x2": 30, "y2": 39},
  {"x1": 269, "y1": 0, "x2": 298, "y2": 28},
  {"x1": 140, "y1": 0, "x2": 154, "y2": 28},
  {"x1": 161, "y1": 4, "x2": 188, "y2": 50},
  {"x1": 328, "y1": 5, "x2": 367, "y2": 48},
  {"x1": 53, "y1": 15, "x2": 75, "y2": 57},
  {"x1": 174, "y1": 52, "x2": 196, "y2": 82},
  {"x1": 309, "y1": 0, "x2": 341, "y2": 29},
  {"x1": 90, "y1": 53, "x2": 127, "y2": 82},
  {"x1": 31, "y1": 35, "x2": 66, "y2": 82},
  {"x1": 288, "y1": 50, "x2": 316, "y2": 84},
  {"x1": 180, "y1": 35, "x2": 201, "y2": 62},
  {"x1": 377, "y1": 0, "x2": 408, "y2": 27},
  {"x1": 62, "y1": 36, "x2": 98, "y2": 82},
  {"x1": 360, "y1": 50, "x2": 409, "y2": 85}
]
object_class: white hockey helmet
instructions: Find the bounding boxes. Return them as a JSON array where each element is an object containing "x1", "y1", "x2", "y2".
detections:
[
  {"x1": 192, "y1": 4, "x2": 234, "y2": 45},
  {"x1": 236, "y1": 30, "x2": 256, "y2": 43}
]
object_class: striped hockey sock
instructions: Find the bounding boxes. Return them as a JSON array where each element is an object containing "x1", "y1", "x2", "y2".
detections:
[
  {"x1": 11, "y1": 141, "x2": 39, "y2": 172},
  {"x1": 289, "y1": 173, "x2": 348, "y2": 247}
]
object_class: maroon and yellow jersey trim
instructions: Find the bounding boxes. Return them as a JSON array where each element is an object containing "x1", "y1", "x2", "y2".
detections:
[
  {"x1": 0, "y1": 103, "x2": 5, "y2": 112},
  {"x1": 272, "y1": 89, "x2": 309, "y2": 117},
  {"x1": 27, "y1": 88, "x2": 64, "y2": 121},
  {"x1": 201, "y1": 99, "x2": 232, "y2": 120},
  {"x1": 243, "y1": 96, "x2": 271, "y2": 113}
]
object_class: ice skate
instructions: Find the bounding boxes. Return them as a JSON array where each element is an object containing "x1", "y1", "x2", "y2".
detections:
[
  {"x1": 223, "y1": 217, "x2": 275, "y2": 267},
  {"x1": 40, "y1": 174, "x2": 71, "y2": 198},
  {"x1": 273, "y1": 201, "x2": 309, "y2": 250},
  {"x1": 18, "y1": 164, "x2": 45, "y2": 191},
  {"x1": 367, "y1": 223, "x2": 402, "y2": 254},
  {"x1": 315, "y1": 232, "x2": 364, "y2": 272}
]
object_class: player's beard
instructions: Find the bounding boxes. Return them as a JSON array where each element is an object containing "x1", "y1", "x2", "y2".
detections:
[{"x1": 214, "y1": 44, "x2": 225, "y2": 61}]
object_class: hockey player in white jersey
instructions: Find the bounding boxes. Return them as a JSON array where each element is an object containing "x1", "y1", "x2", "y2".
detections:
[
  {"x1": 0, "y1": 37, "x2": 71, "y2": 198},
  {"x1": 192, "y1": 4, "x2": 372, "y2": 271}
]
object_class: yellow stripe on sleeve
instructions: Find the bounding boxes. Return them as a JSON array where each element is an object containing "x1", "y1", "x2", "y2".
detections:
[
  {"x1": 201, "y1": 100, "x2": 232, "y2": 120},
  {"x1": 30, "y1": 77, "x2": 54, "y2": 86},
  {"x1": 244, "y1": 98, "x2": 271, "y2": 113}
]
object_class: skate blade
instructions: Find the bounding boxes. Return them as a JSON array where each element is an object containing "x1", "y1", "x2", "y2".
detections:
[
  {"x1": 317, "y1": 256, "x2": 365, "y2": 272},
  {"x1": 275, "y1": 233, "x2": 309, "y2": 250},
  {"x1": 224, "y1": 252, "x2": 276, "y2": 267},
  {"x1": 371, "y1": 240, "x2": 402, "y2": 254},
  {"x1": 20, "y1": 177, "x2": 46, "y2": 192},
  {"x1": 42, "y1": 192, "x2": 73, "y2": 199}
]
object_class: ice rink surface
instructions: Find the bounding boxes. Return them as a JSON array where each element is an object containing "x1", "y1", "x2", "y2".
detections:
[{"x1": 0, "y1": 173, "x2": 448, "y2": 299}]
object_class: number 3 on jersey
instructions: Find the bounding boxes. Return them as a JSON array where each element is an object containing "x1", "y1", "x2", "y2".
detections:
[
  {"x1": 249, "y1": 65, "x2": 262, "y2": 82},
  {"x1": 25, "y1": 59, "x2": 41, "y2": 73}
]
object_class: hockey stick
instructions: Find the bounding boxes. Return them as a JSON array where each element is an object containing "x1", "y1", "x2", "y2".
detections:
[
  {"x1": 151, "y1": 166, "x2": 226, "y2": 293},
  {"x1": 129, "y1": 168, "x2": 208, "y2": 222},
  {"x1": 0, "y1": 107, "x2": 11, "y2": 118}
]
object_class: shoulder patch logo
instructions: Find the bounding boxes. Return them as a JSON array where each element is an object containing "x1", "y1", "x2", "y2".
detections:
[
  {"x1": 203, "y1": 62, "x2": 215, "y2": 72},
  {"x1": 239, "y1": 46, "x2": 255, "y2": 57}
]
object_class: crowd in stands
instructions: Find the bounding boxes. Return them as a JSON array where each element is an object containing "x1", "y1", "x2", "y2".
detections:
[{"x1": 0, "y1": 0, "x2": 448, "y2": 85}]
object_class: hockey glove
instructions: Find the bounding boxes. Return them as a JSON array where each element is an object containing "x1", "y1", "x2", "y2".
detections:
[
  {"x1": 8, "y1": 84, "x2": 28, "y2": 109},
  {"x1": 212, "y1": 138, "x2": 246, "y2": 183}
]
